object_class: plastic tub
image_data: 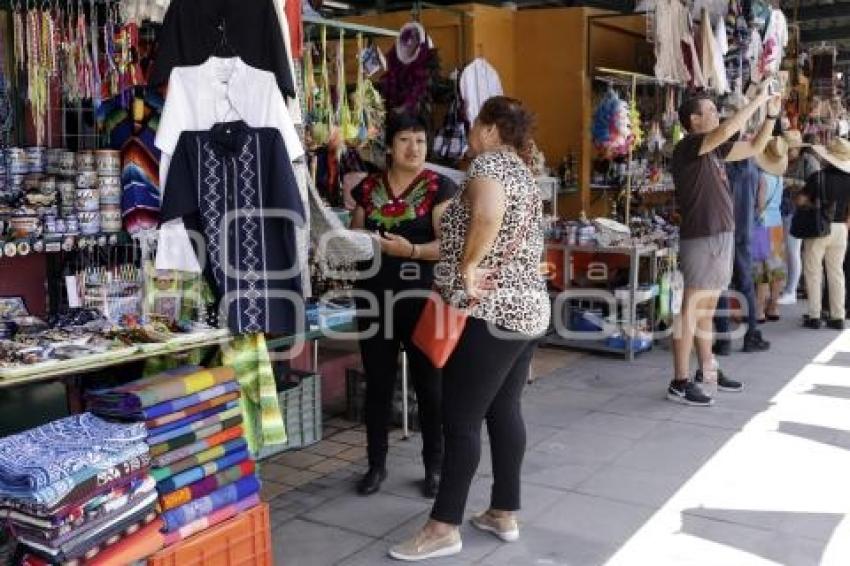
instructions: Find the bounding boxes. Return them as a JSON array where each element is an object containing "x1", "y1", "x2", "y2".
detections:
[{"x1": 146, "y1": 503, "x2": 271, "y2": 566}]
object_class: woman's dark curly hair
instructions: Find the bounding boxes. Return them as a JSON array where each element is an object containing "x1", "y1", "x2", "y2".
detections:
[{"x1": 477, "y1": 96, "x2": 536, "y2": 165}]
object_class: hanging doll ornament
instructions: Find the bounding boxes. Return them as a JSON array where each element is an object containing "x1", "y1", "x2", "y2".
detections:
[
  {"x1": 591, "y1": 89, "x2": 634, "y2": 159},
  {"x1": 647, "y1": 121, "x2": 665, "y2": 153}
]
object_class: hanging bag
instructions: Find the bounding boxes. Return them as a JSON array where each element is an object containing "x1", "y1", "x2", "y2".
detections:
[
  {"x1": 790, "y1": 170, "x2": 834, "y2": 239},
  {"x1": 412, "y1": 192, "x2": 535, "y2": 368}
]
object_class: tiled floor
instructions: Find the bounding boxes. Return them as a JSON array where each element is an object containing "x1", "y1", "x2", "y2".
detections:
[{"x1": 262, "y1": 307, "x2": 850, "y2": 566}]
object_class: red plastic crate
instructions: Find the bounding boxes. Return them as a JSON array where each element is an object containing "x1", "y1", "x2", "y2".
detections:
[{"x1": 146, "y1": 503, "x2": 272, "y2": 566}]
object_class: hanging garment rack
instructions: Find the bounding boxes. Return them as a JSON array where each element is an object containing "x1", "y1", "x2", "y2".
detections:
[
  {"x1": 303, "y1": 14, "x2": 400, "y2": 38},
  {"x1": 593, "y1": 67, "x2": 685, "y2": 225}
]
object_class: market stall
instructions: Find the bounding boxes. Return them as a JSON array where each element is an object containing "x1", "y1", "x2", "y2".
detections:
[{"x1": 0, "y1": 0, "x2": 375, "y2": 562}]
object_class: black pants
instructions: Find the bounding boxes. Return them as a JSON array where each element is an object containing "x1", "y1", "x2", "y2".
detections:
[
  {"x1": 431, "y1": 317, "x2": 536, "y2": 525},
  {"x1": 357, "y1": 293, "x2": 443, "y2": 474},
  {"x1": 715, "y1": 236, "x2": 758, "y2": 337}
]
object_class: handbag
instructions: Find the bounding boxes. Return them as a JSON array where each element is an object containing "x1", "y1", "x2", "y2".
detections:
[
  {"x1": 412, "y1": 195, "x2": 536, "y2": 368},
  {"x1": 750, "y1": 224, "x2": 771, "y2": 262},
  {"x1": 411, "y1": 291, "x2": 470, "y2": 369},
  {"x1": 790, "y1": 170, "x2": 835, "y2": 239}
]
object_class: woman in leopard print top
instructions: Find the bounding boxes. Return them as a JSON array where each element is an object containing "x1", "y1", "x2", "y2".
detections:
[{"x1": 390, "y1": 97, "x2": 550, "y2": 562}]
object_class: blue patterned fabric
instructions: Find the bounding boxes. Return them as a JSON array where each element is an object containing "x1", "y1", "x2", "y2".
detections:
[
  {"x1": 0, "y1": 414, "x2": 147, "y2": 507},
  {"x1": 161, "y1": 475, "x2": 260, "y2": 532}
]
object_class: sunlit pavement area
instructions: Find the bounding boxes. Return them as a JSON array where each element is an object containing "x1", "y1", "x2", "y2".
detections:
[{"x1": 265, "y1": 305, "x2": 850, "y2": 566}]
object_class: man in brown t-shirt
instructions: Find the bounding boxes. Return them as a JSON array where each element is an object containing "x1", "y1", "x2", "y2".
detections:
[{"x1": 667, "y1": 86, "x2": 782, "y2": 407}]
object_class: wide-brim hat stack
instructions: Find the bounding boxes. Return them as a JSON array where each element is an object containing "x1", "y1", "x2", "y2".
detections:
[{"x1": 813, "y1": 138, "x2": 850, "y2": 174}]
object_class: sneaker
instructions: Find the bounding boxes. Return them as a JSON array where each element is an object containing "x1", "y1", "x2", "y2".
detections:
[
  {"x1": 470, "y1": 511, "x2": 519, "y2": 542},
  {"x1": 827, "y1": 319, "x2": 846, "y2": 330},
  {"x1": 389, "y1": 529, "x2": 462, "y2": 561},
  {"x1": 695, "y1": 369, "x2": 743, "y2": 392},
  {"x1": 776, "y1": 292, "x2": 797, "y2": 305},
  {"x1": 742, "y1": 330, "x2": 770, "y2": 353},
  {"x1": 712, "y1": 340, "x2": 731, "y2": 357},
  {"x1": 666, "y1": 380, "x2": 713, "y2": 406}
]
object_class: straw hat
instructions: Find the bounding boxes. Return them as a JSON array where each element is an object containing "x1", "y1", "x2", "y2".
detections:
[
  {"x1": 813, "y1": 138, "x2": 850, "y2": 174},
  {"x1": 756, "y1": 136, "x2": 789, "y2": 176},
  {"x1": 782, "y1": 129, "x2": 810, "y2": 149}
]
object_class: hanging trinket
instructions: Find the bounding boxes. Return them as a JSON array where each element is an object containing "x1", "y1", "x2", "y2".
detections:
[
  {"x1": 26, "y1": 2, "x2": 49, "y2": 144},
  {"x1": 81, "y1": 0, "x2": 95, "y2": 100},
  {"x1": 13, "y1": 1, "x2": 26, "y2": 71},
  {"x1": 90, "y1": 0, "x2": 102, "y2": 105}
]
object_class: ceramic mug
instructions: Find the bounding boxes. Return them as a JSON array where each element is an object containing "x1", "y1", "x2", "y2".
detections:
[
  {"x1": 79, "y1": 211, "x2": 101, "y2": 235},
  {"x1": 76, "y1": 170, "x2": 98, "y2": 189},
  {"x1": 57, "y1": 180, "x2": 76, "y2": 204},
  {"x1": 100, "y1": 207, "x2": 122, "y2": 233},
  {"x1": 76, "y1": 150, "x2": 95, "y2": 172},
  {"x1": 46, "y1": 149, "x2": 64, "y2": 175},
  {"x1": 97, "y1": 176, "x2": 122, "y2": 205},
  {"x1": 65, "y1": 215, "x2": 80, "y2": 234},
  {"x1": 7, "y1": 148, "x2": 28, "y2": 175},
  {"x1": 10, "y1": 215, "x2": 42, "y2": 239},
  {"x1": 25, "y1": 147, "x2": 46, "y2": 174},
  {"x1": 58, "y1": 150, "x2": 76, "y2": 175},
  {"x1": 95, "y1": 150, "x2": 121, "y2": 176},
  {"x1": 39, "y1": 176, "x2": 57, "y2": 194},
  {"x1": 9, "y1": 174, "x2": 26, "y2": 189},
  {"x1": 76, "y1": 188, "x2": 100, "y2": 212}
]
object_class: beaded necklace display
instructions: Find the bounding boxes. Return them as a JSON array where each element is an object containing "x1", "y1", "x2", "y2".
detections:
[
  {"x1": 13, "y1": 1, "x2": 26, "y2": 73},
  {"x1": 26, "y1": 2, "x2": 46, "y2": 143}
]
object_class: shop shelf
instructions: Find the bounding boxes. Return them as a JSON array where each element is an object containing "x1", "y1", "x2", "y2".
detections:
[{"x1": 147, "y1": 503, "x2": 272, "y2": 566}]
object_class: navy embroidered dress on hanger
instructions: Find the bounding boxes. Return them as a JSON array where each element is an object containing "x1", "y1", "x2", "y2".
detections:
[{"x1": 161, "y1": 121, "x2": 305, "y2": 335}]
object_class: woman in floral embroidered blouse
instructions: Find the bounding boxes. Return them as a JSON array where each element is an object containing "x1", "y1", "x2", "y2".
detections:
[{"x1": 350, "y1": 112, "x2": 458, "y2": 499}]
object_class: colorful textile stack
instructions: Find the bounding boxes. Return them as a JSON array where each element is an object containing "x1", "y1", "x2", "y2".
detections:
[
  {"x1": 0, "y1": 414, "x2": 162, "y2": 564},
  {"x1": 87, "y1": 366, "x2": 262, "y2": 546}
]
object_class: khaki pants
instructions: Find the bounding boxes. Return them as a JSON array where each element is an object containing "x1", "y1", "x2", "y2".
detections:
[{"x1": 803, "y1": 223, "x2": 849, "y2": 320}]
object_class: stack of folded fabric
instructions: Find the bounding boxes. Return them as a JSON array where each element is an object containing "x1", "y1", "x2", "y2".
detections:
[
  {"x1": 87, "y1": 365, "x2": 262, "y2": 547},
  {"x1": 0, "y1": 414, "x2": 162, "y2": 565}
]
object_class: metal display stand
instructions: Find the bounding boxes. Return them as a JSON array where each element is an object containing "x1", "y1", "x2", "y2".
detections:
[{"x1": 542, "y1": 243, "x2": 667, "y2": 361}]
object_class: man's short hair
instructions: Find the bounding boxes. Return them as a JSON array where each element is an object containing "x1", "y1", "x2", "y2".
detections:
[{"x1": 678, "y1": 93, "x2": 715, "y2": 132}]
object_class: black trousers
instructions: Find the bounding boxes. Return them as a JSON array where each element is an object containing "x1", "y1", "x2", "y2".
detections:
[
  {"x1": 431, "y1": 317, "x2": 536, "y2": 525},
  {"x1": 715, "y1": 236, "x2": 758, "y2": 337},
  {"x1": 357, "y1": 293, "x2": 443, "y2": 474}
]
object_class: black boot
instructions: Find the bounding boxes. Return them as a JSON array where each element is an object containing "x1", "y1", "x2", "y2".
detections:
[
  {"x1": 357, "y1": 468, "x2": 387, "y2": 496},
  {"x1": 421, "y1": 471, "x2": 440, "y2": 499},
  {"x1": 742, "y1": 330, "x2": 770, "y2": 352}
]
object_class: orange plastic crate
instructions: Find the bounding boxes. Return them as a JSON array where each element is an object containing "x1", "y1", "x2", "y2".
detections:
[{"x1": 147, "y1": 503, "x2": 272, "y2": 566}]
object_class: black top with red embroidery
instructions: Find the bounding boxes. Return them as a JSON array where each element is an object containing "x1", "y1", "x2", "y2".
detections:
[{"x1": 351, "y1": 168, "x2": 458, "y2": 290}]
